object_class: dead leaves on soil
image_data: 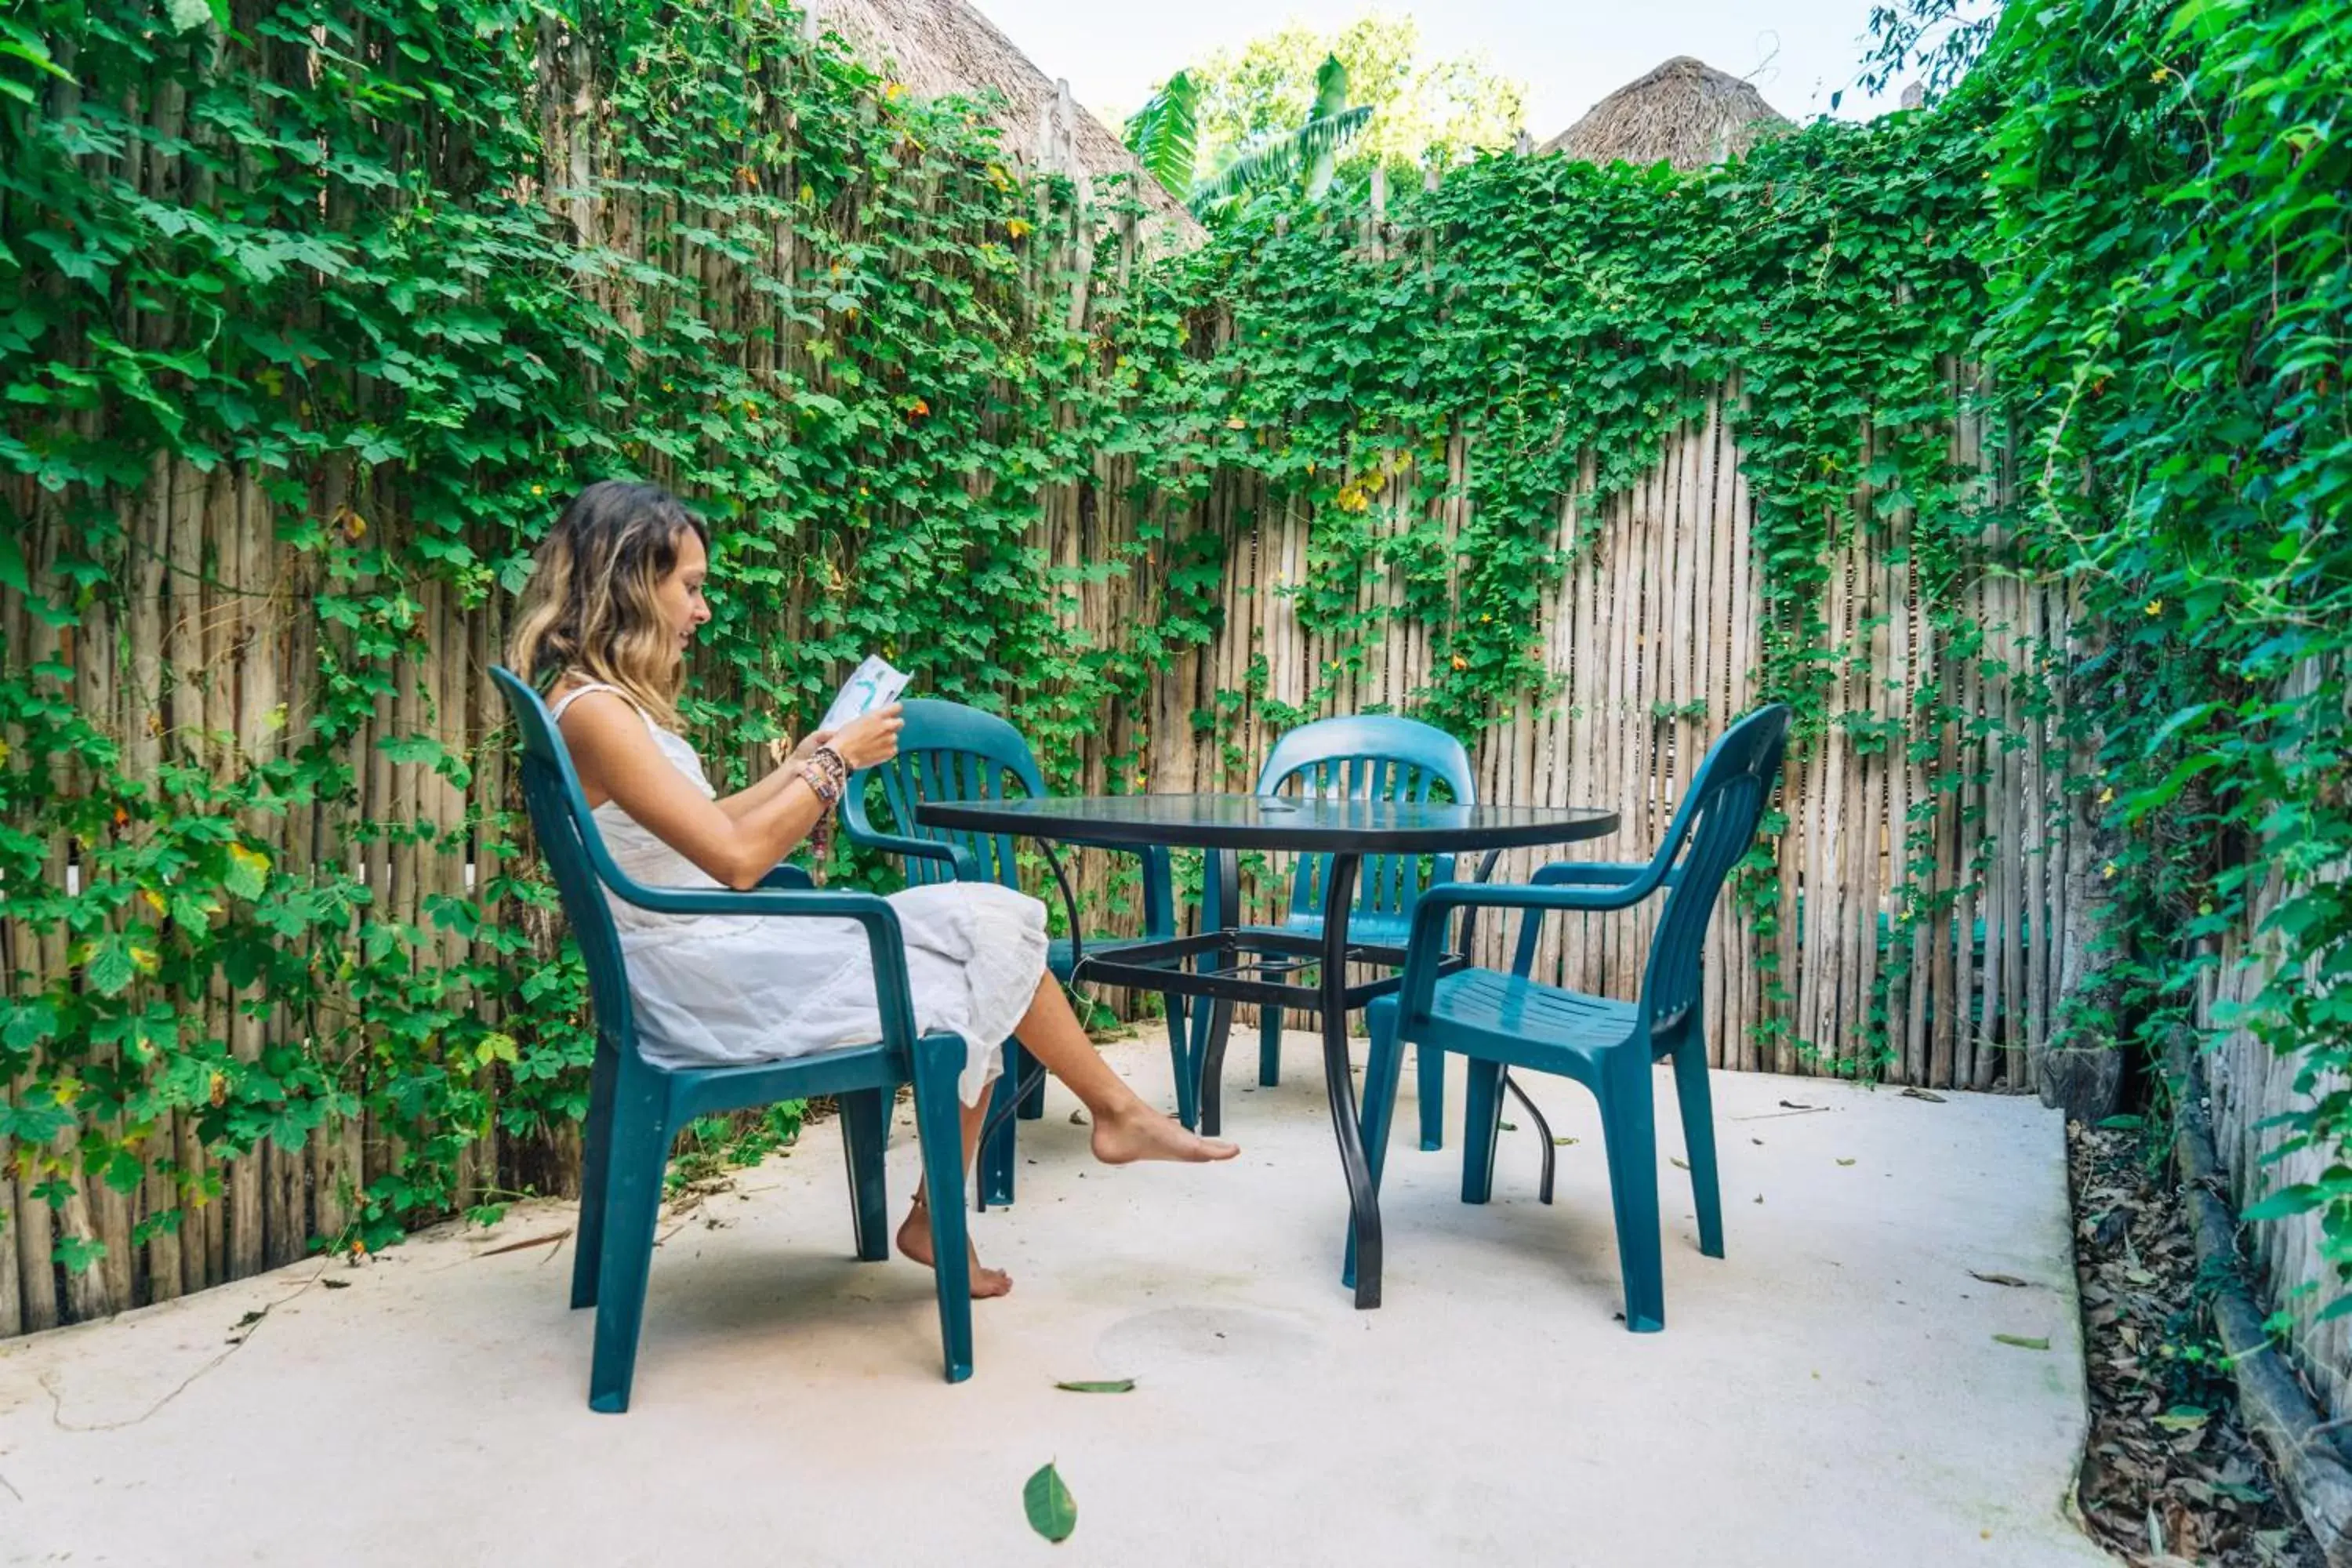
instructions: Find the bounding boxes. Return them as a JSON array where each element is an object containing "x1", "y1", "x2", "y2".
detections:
[{"x1": 2068, "y1": 1122, "x2": 2317, "y2": 1567}]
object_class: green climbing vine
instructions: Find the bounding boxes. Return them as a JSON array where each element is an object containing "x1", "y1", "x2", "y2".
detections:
[
  {"x1": 0, "y1": 0, "x2": 1146, "y2": 1280},
  {"x1": 1103, "y1": 107, "x2": 2001, "y2": 1067},
  {"x1": 1864, "y1": 0, "x2": 2352, "y2": 1299},
  {"x1": 7, "y1": 0, "x2": 2339, "y2": 1331}
]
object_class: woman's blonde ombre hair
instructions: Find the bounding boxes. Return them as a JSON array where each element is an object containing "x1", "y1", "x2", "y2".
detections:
[{"x1": 507, "y1": 480, "x2": 710, "y2": 731}]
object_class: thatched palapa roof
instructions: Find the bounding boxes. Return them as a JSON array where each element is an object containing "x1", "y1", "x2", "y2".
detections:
[
  {"x1": 811, "y1": 0, "x2": 1204, "y2": 245},
  {"x1": 1540, "y1": 56, "x2": 1791, "y2": 171}
]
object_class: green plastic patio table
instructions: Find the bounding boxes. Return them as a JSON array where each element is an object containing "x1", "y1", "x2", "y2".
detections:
[{"x1": 912, "y1": 793, "x2": 1621, "y2": 1308}]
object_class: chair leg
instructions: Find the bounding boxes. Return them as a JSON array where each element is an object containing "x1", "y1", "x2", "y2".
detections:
[
  {"x1": 587, "y1": 1102, "x2": 671, "y2": 1414},
  {"x1": 1163, "y1": 992, "x2": 1198, "y2": 1130},
  {"x1": 1460, "y1": 1058, "x2": 1506, "y2": 1204},
  {"x1": 1599, "y1": 1052, "x2": 1665, "y2": 1333},
  {"x1": 571, "y1": 1041, "x2": 621, "y2": 1311},
  {"x1": 1014, "y1": 1039, "x2": 1046, "y2": 1119},
  {"x1": 1344, "y1": 1003, "x2": 1407, "y2": 1291},
  {"x1": 909, "y1": 1040, "x2": 975, "y2": 1384},
  {"x1": 840, "y1": 1087, "x2": 890, "y2": 1262},
  {"x1": 1671, "y1": 1034, "x2": 1724, "y2": 1259},
  {"x1": 1415, "y1": 1043, "x2": 1446, "y2": 1152},
  {"x1": 1258, "y1": 1005, "x2": 1282, "y2": 1087},
  {"x1": 979, "y1": 1044, "x2": 1019, "y2": 1210}
]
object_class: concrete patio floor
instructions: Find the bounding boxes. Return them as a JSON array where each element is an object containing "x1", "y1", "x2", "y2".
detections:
[{"x1": 0, "y1": 1027, "x2": 2107, "y2": 1568}]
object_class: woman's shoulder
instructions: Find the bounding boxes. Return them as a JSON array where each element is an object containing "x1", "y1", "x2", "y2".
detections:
[{"x1": 550, "y1": 677, "x2": 648, "y2": 724}]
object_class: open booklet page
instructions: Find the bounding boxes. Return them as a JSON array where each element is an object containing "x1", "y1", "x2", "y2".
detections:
[{"x1": 818, "y1": 655, "x2": 910, "y2": 735}]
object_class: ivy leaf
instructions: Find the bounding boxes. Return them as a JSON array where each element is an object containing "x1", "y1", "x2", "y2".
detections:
[
  {"x1": 223, "y1": 843, "x2": 270, "y2": 902},
  {"x1": 83, "y1": 935, "x2": 137, "y2": 997},
  {"x1": 2241, "y1": 1185, "x2": 2319, "y2": 1222},
  {"x1": 53, "y1": 1233, "x2": 107, "y2": 1272},
  {"x1": 1022, "y1": 1461, "x2": 1077, "y2": 1544}
]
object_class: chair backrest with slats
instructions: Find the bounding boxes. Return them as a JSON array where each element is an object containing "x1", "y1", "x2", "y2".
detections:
[
  {"x1": 490, "y1": 666, "x2": 637, "y2": 1058},
  {"x1": 1637, "y1": 704, "x2": 1792, "y2": 1041},
  {"x1": 843, "y1": 699, "x2": 1044, "y2": 891},
  {"x1": 1256, "y1": 714, "x2": 1475, "y2": 931}
]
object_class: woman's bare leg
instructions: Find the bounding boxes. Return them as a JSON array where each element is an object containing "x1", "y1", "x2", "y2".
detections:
[
  {"x1": 896, "y1": 976, "x2": 1238, "y2": 1297},
  {"x1": 897, "y1": 1098, "x2": 1013, "y2": 1298},
  {"x1": 1011, "y1": 979, "x2": 1240, "y2": 1166}
]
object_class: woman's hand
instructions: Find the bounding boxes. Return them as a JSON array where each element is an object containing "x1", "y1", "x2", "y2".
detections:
[
  {"x1": 781, "y1": 728, "x2": 834, "y2": 768},
  {"x1": 826, "y1": 703, "x2": 904, "y2": 770}
]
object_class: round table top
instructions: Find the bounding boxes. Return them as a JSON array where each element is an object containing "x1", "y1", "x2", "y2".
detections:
[{"x1": 913, "y1": 793, "x2": 1621, "y2": 854}]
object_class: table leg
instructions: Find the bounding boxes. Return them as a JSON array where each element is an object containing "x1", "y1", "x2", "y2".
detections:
[
  {"x1": 1194, "y1": 847, "x2": 1243, "y2": 1139},
  {"x1": 1320, "y1": 855, "x2": 1381, "y2": 1309}
]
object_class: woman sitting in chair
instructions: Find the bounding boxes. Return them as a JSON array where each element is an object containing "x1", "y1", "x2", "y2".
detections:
[{"x1": 510, "y1": 480, "x2": 1238, "y2": 1298}]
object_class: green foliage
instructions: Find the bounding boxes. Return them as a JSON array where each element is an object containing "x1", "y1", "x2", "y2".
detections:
[
  {"x1": 1106, "y1": 112, "x2": 1997, "y2": 1062},
  {"x1": 7, "y1": 0, "x2": 2343, "y2": 1336},
  {"x1": 665, "y1": 1102, "x2": 806, "y2": 1200},
  {"x1": 1121, "y1": 71, "x2": 1199, "y2": 198},
  {"x1": 0, "y1": 0, "x2": 1135, "y2": 1269},
  {"x1": 1911, "y1": 0, "x2": 2352, "y2": 1286},
  {"x1": 1183, "y1": 15, "x2": 1525, "y2": 191},
  {"x1": 1188, "y1": 56, "x2": 1369, "y2": 216}
]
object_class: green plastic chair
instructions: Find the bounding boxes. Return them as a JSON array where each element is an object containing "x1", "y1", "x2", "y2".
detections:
[
  {"x1": 492, "y1": 667, "x2": 976, "y2": 1411},
  {"x1": 1350, "y1": 704, "x2": 1792, "y2": 1331},
  {"x1": 1200, "y1": 714, "x2": 1474, "y2": 1148},
  {"x1": 840, "y1": 698, "x2": 1194, "y2": 1207}
]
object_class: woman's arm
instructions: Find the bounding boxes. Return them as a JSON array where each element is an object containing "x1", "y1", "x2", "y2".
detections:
[
  {"x1": 561, "y1": 696, "x2": 899, "y2": 891},
  {"x1": 713, "y1": 728, "x2": 836, "y2": 822}
]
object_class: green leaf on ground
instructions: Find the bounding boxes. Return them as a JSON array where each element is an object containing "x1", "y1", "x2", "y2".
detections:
[
  {"x1": 1054, "y1": 1378, "x2": 1136, "y2": 1394},
  {"x1": 2153, "y1": 1406, "x2": 2211, "y2": 1432},
  {"x1": 1024, "y1": 1461, "x2": 1077, "y2": 1543},
  {"x1": 1992, "y1": 1334, "x2": 2049, "y2": 1351}
]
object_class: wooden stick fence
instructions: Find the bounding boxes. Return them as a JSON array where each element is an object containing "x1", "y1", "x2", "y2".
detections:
[{"x1": 0, "y1": 14, "x2": 2201, "y2": 1346}]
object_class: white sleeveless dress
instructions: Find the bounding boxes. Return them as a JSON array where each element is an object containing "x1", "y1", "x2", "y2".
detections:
[{"x1": 550, "y1": 683, "x2": 1049, "y2": 1106}]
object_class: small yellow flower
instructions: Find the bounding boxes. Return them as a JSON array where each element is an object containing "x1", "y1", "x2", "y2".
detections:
[
  {"x1": 2102, "y1": 861, "x2": 2118, "y2": 880},
  {"x1": 530, "y1": 484, "x2": 544, "y2": 496},
  {"x1": 2145, "y1": 597, "x2": 2163, "y2": 615},
  {"x1": 2097, "y1": 786, "x2": 2113, "y2": 804},
  {"x1": 884, "y1": 82, "x2": 907, "y2": 102},
  {"x1": 1450, "y1": 655, "x2": 1468, "y2": 671}
]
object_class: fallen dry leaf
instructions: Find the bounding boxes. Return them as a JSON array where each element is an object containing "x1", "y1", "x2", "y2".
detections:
[{"x1": 474, "y1": 1228, "x2": 574, "y2": 1259}]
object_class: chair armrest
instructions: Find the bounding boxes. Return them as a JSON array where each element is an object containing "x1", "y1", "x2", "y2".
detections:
[
  {"x1": 757, "y1": 862, "x2": 815, "y2": 891},
  {"x1": 843, "y1": 827, "x2": 982, "y2": 884},
  {"x1": 604, "y1": 879, "x2": 921, "y2": 1051},
  {"x1": 1397, "y1": 878, "x2": 1666, "y2": 1018},
  {"x1": 1530, "y1": 861, "x2": 1651, "y2": 887}
]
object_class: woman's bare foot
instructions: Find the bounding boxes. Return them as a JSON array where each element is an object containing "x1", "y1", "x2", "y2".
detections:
[
  {"x1": 1089, "y1": 1103, "x2": 1242, "y2": 1166},
  {"x1": 897, "y1": 1201, "x2": 1013, "y2": 1298}
]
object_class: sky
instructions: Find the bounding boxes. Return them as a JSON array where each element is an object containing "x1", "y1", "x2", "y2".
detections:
[{"x1": 969, "y1": 0, "x2": 1907, "y2": 139}]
